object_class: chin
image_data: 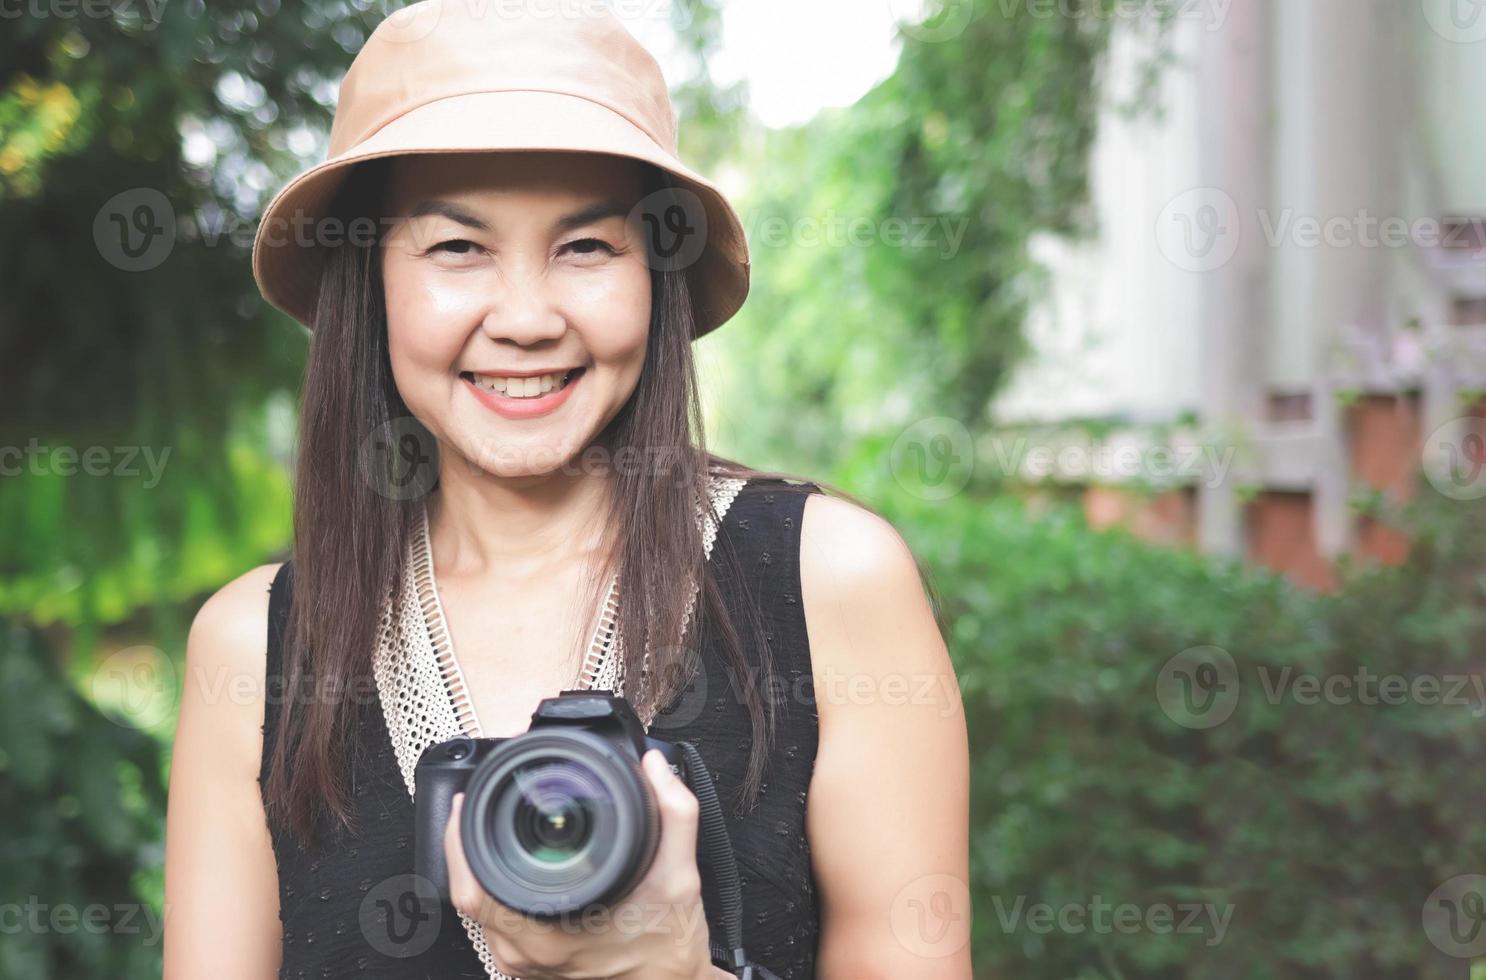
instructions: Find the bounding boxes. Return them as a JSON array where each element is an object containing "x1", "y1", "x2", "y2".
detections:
[{"x1": 454, "y1": 431, "x2": 589, "y2": 480}]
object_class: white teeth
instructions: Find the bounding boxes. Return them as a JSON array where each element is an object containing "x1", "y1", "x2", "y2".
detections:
[{"x1": 469, "y1": 371, "x2": 570, "y2": 398}]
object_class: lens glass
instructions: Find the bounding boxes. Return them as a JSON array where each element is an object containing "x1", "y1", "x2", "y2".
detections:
[
  {"x1": 488, "y1": 757, "x2": 616, "y2": 887},
  {"x1": 512, "y1": 764, "x2": 595, "y2": 866}
]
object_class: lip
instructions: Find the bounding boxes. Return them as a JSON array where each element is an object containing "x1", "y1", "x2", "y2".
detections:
[{"x1": 462, "y1": 367, "x2": 585, "y2": 420}]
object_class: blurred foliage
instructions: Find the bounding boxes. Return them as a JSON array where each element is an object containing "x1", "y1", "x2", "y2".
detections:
[
  {"x1": 0, "y1": 624, "x2": 167, "y2": 977},
  {"x1": 707, "y1": 0, "x2": 1172, "y2": 463},
  {"x1": 0, "y1": 0, "x2": 333, "y2": 634},
  {"x1": 668, "y1": 0, "x2": 749, "y2": 175},
  {"x1": 853, "y1": 470, "x2": 1485, "y2": 978}
]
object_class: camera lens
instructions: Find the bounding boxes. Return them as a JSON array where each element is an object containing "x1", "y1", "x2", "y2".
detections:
[
  {"x1": 459, "y1": 728, "x2": 660, "y2": 917},
  {"x1": 510, "y1": 762, "x2": 597, "y2": 866},
  {"x1": 484, "y1": 753, "x2": 618, "y2": 897}
]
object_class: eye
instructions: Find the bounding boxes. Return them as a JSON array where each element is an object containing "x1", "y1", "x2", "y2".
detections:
[
  {"x1": 430, "y1": 239, "x2": 477, "y2": 255},
  {"x1": 562, "y1": 237, "x2": 619, "y2": 257}
]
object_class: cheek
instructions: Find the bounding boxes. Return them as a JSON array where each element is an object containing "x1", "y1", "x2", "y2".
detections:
[
  {"x1": 382, "y1": 259, "x2": 473, "y2": 386},
  {"x1": 567, "y1": 263, "x2": 652, "y2": 371}
]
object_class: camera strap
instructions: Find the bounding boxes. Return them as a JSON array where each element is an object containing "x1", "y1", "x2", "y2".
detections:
[{"x1": 677, "y1": 742, "x2": 784, "y2": 980}]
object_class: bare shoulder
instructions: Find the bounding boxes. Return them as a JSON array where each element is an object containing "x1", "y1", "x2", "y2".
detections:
[
  {"x1": 797, "y1": 491, "x2": 956, "y2": 700},
  {"x1": 799, "y1": 492, "x2": 922, "y2": 589},
  {"x1": 187, "y1": 561, "x2": 284, "y2": 677},
  {"x1": 798, "y1": 493, "x2": 935, "y2": 665},
  {"x1": 181, "y1": 561, "x2": 286, "y2": 763}
]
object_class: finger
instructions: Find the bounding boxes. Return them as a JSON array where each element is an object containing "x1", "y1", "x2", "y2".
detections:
[
  {"x1": 443, "y1": 793, "x2": 482, "y2": 918},
  {"x1": 643, "y1": 749, "x2": 701, "y2": 877},
  {"x1": 445, "y1": 794, "x2": 523, "y2": 936}
]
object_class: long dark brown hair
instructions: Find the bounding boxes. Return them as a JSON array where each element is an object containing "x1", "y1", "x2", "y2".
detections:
[{"x1": 262, "y1": 153, "x2": 921, "y2": 847}]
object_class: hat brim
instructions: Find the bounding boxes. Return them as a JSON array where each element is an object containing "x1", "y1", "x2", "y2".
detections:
[{"x1": 251, "y1": 89, "x2": 750, "y2": 337}]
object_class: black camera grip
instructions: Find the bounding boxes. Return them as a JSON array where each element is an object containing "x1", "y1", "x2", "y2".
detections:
[{"x1": 414, "y1": 761, "x2": 467, "y2": 902}]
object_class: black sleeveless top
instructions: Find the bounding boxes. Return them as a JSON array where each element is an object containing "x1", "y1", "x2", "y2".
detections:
[{"x1": 258, "y1": 478, "x2": 823, "y2": 979}]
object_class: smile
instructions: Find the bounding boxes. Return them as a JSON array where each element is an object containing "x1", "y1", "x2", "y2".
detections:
[
  {"x1": 464, "y1": 368, "x2": 582, "y2": 398},
  {"x1": 460, "y1": 367, "x2": 586, "y2": 420}
]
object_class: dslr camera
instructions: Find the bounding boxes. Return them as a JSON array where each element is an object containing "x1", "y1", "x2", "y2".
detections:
[{"x1": 414, "y1": 690, "x2": 691, "y2": 918}]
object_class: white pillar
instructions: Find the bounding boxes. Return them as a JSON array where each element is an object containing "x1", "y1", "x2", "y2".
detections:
[{"x1": 1197, "y1": 0, "x2": 1271, "y2": 556}]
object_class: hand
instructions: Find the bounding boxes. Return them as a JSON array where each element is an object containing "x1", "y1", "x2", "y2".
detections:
[{"x1": 444, "y1": 749, "x2": 720, "y2": 980}]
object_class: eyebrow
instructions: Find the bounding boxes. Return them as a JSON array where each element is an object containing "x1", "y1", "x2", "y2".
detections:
[{"x1": 406, "y1": 198, "x2": 631, "y2": 235}]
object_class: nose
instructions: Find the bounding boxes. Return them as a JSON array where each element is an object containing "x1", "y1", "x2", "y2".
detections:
[{"x1": 478, "y1": 269, "x2": 567, "y2": 346}]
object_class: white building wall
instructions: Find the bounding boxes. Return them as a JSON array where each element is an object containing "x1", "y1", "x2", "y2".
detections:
[
  {"x1": 996, "y1": 0, "x2": 1486, "y2": 427},
  {"x1": 1419, "y1": 0, "x2": 1486, "y2": 218},
  {"x1": 992, "y1": 18, "x2": 1205, "y2": 424}
]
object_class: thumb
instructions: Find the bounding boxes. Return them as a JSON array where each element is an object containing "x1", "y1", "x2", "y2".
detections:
[{"x1": 643, "y1": 749, "x2": 701, "y2": 875}]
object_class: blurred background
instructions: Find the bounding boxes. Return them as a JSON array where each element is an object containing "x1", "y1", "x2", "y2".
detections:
[{"x1": 4, "y1": 0, "x2": 1486, "y2": 976}]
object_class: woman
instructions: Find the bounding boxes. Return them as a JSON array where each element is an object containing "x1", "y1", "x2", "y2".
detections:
[{"x1": 163, "y1": 3, "x2": 970, "y2": 978}]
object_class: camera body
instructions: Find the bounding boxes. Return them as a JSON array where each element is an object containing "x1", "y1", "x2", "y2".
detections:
[{"x1": 414, "y1": 690, "x2": 689, "y2": 918}]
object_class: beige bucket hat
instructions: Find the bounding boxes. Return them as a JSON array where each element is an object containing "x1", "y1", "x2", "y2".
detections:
[{"x1": 251, "y1": 0, "x2": 750, "y2": 337}]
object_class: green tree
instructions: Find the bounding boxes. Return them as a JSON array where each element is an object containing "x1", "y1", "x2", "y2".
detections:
[{"x1": 708, "y1": 0, "x2": 1172, "y2": 470}]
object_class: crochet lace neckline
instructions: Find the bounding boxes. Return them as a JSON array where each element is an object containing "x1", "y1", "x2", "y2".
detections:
[{"x1": 409, "y1": 499, "x2": 625, "y2": 737}]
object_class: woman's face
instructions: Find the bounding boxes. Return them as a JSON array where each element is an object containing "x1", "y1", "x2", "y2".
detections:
[{"x1": 380, "y1": 151, "x2": 652, "y2": 479}]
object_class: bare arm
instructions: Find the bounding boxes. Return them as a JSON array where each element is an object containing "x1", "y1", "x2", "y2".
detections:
[
  {"x1": 800, "y1": 494, "x2": 973, "y2": 979},
  {"x1": 163, "y1": 562, "x2": 285, "y2": 979}
]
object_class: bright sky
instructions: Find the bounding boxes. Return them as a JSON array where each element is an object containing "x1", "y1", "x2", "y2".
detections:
[
  {"x1": 623, "y1": 0, "x2": 910, "y2": 130},
  {"x1": 714, "y1": 0, "x2": 907, "y2": 128}
]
